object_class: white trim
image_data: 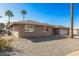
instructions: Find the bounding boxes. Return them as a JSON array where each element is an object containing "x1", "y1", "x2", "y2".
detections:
[{"x1": 25, "y1": 25, "x2": 35, "y2": 32}]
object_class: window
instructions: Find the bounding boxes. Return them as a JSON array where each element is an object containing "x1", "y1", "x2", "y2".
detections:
[
  {"x1": 25, "y1": 25, "x2": 29, "y2": 32},
  {"x1": 25, "y1": 25, "x2": 34, "y2": 32},
  {"x1": 42, "y1": 28, "x2": 46, "y2": 32},
  {"x1": 42, "y1": 27, "x2": 48, "y2": 32}
]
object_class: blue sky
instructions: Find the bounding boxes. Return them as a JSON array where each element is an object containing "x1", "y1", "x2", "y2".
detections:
[{"x1": 0, "y1": 3, "x2": 79, "y2": 29}]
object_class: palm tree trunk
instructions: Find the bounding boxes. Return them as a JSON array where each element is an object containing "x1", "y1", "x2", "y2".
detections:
[
  {"x1": 9, "y1": 16, "x2": 10, "y2": 23},
  {"x1": 7, "y1": 16, "x2": 11, "y2": 35},
  {"x1": 23, "y1": 15, "x2": 24, "y2": 21},
  {"x1": 69, "y1": 3, "x2": 74, "y2": 38}
]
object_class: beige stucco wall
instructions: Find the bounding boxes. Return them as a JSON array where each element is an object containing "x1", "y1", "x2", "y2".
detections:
[
  {"x1": 73, "y1": 30, "x2": 77, "y2": 35},
  {"x1": 19, "y1": 26, "x2": 52, "y2": 37},
  {"x1": 11, "y1": 24, "x2": 52, "y2": 37},
  {"x1": 77, "y1": 30, "x2": 79, "y2": 35},
  {"x1": 34, "y1": 26, "x2": 46, "y2": 32},
  {"x1": 11, "y1": 31, "x2": 19, "y2": 37},
  {"x1": 19, "y1": 31, "x2": 52, "y2": 37},
  {"x1": 10, "y1": 25, "x2": 20, "y2": 37},
  {"x1": 59, "y1": 29, "x2": 69, "y2": 35},
  {"x1": 73, "y1": 30, "x2": 79, "y2": 35},
  {"x1": 10, "y1": 24, "x2": 70, "y2": 37}
]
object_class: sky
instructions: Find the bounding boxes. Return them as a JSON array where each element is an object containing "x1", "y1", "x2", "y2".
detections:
[{"x1": 0, "y1": 3, "x2": 79, "y2": 29}]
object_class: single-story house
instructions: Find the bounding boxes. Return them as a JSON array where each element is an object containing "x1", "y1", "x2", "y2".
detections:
[
  {"x1": 0, "y1": 23, "x2": 6, "y2": 34},
  {"x1": 52, "y1": 26, "x2": 69, "y2": 35},
  {"x1": 8, "y1": 20, "x2": 69, "y2": 38},
  {"x1": 73, "y1": 29, "x2": 79, "y2": 35}
]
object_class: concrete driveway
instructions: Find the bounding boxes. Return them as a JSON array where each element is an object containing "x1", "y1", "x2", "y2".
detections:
[{"x1": 1, "y1": 35, "x2": 79, "y2": 56}]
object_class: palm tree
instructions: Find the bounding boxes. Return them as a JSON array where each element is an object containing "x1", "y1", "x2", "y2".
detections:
[
  {"x1": 70, "y1": 3, "x2": 74, "y2": 38},
  {"x1": 5, "y1": 10, "x2": 14, "y2": 23},
  {"x1": 21, "y1": 10, "x2": 27, "y2": 21}
]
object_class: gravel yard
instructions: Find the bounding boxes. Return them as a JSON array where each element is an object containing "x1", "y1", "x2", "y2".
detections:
[{"x1": 0, "y1": 35, "x2": 79, "y2": 56}]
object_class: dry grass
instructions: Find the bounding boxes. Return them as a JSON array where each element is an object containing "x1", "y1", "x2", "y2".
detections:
[{"x1": 0, "y1": 37, "x2": 13, "y2": 52}]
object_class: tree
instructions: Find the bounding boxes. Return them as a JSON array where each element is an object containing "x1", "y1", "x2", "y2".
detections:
[
  {"x1": 21, "y1": 10, "x2": 27, "y2": 21},
  {"x1": 69, "y1": 3, "x2": 74, "y2": 38},
  {"x1": 0, "y1": 23, "x2": 5, "y2": 29},
  {"x1": 6, "y1": 22, "x2": 10, "y2": 29},
  {"x1": 5, "y1": 10, "x2": 14, "y2": 23}
]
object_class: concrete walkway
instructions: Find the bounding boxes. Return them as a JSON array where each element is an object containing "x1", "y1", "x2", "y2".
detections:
[{"x1": 66, "y1": 50, "x2": 79, "y2": 56}]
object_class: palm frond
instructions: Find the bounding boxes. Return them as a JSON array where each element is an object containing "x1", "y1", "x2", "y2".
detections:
[{"x1": 21, "y1": 10, "x2": 27, "y2": 15}]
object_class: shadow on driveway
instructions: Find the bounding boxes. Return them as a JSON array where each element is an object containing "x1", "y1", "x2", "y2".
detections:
[
  {"x1": 23, "y1": 35, "x2": 68, "y2": 43},
  {"x1": 0, "y1": 48, "x2": 13, "y2": 56},
  {"x1": 0, "y1": 48, "x2": 24, "y2": 56}
]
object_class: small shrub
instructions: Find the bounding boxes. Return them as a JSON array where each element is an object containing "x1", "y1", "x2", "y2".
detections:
[{"x1": 0, "y1": 37, "x2": 13, "y2": 52}]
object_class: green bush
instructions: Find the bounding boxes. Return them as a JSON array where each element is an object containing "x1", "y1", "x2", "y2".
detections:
[{"x1": 0, "y1": 37, "x2": 13, "y2": 52}]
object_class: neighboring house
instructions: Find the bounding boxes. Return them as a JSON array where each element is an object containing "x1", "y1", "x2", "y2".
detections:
[
  {"x1": 0, "y1": 23, "x2": 5, "y2": 30},
  {"x1": 9, "y1": 20, "x2": 69, "y2": 38},
  {"x1": 73, "y1": 29, "x2": 79, "y2": 35},
  {"x1": 0, "y1": 23, "x2": 6, "y2": 34}
]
